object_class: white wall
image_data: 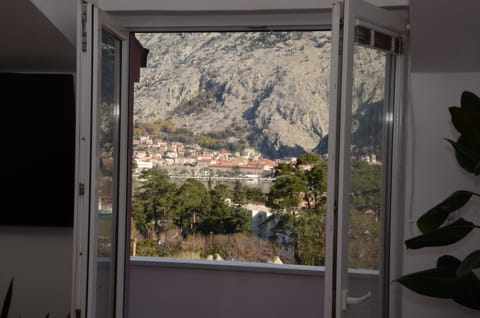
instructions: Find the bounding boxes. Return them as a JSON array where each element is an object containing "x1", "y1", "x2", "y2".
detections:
[
  {"x1": 0, "y1": 226, "x2": 73, "y2": 318},
  {"x1": 402, "y1": 73, "x2": 480, "y2": 318},
  {"x1": 402, "y1": 0, "x2": 480, "y2": 316},
  {"x1": 0, "y1": 0, "x2": 75, "y2": 72},
  {"x1": 30, "y1": 0, "x2": 77, "y2": 45},
  {"x1": 410, "y1": 0, "x2": 480, "y2": 73}
]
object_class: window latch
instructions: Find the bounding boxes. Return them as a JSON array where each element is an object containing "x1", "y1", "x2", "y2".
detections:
[{"x1": 341, "y1": 289, "x2": 372, "y2": 311}]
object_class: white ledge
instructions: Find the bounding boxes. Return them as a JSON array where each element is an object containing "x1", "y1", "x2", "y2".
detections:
[{"x1": 130, "y1": 256, "x2": 379, "y2": 279}]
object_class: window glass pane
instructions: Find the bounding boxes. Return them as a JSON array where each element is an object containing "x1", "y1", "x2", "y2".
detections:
[
  {"x1": 96, "y1": 30, "x2": 121, "y2": 318},
  {"x1": 131, "y1": 31, "x2": 330, "y2": 266},
  {"x1": 348, "y1": 46, "x2": 386, "y2": 271},
  {"x1": 345, "y1": 44, "x2": 389, "y2": 318}
]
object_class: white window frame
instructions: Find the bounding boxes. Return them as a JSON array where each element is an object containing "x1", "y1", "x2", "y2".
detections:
[
  {"x1": 74, "y1": 4, "x2": 408, "y2": 317},
  {"x1": 325, "y1": 1, "x2": 408, "y2": 317},
  {"x1": 72, "y1": 3, "x2": 130, "y2": 317},
  {"x1": 120, "y1": 10, "x2": 333, "y2": 271}
]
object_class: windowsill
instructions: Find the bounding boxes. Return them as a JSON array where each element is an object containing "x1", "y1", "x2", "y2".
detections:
[{"x1": 130, "y1": 256, "x2": 379, "y2": 279}]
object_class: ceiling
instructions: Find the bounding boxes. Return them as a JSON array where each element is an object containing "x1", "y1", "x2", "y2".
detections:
[
  {"x1": 9, "y1": 0, "x2": 479, "y2": 74},
  {"x1": 0, "y1": 0, "x2": 75, "y2": 73}
]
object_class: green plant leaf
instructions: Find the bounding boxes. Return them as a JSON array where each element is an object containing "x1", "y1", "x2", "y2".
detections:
[
  {"x1": 1, "y1": 278, "x2": 13, "y2": 318},
  {"x1": 449, "y1": 136, "x2": 480, "y2": 175},
  {"x1": 399, "y1": 90, "x2": 480, "y2": 311},
  {"x1": 461, "y1": 91, "x2": 480, "y2": 112},
  {"x1": 449, "y1": 107, "x2": 480, "y2": 144},
  {"x1": 437, "y1": 255, "x2": 461, "y2": 268},
  {"x1": 405, "y1": 218, "x2": 475, "y2": 249},
  {"x1": 417, "y1": 190, "x2": 474, "y2": 234},
  {"x1": 452, "y1": 272, "x2": 480, "y2": 310},
  {"x1": 457, "y1": 250, "x2": 480, "y2": 277},
  {"x1": 396, "y1": 266, "x2": 459, "y2": 298},
  {"x1": 398, "y1": 254, "x2": 480, "y2": 310}
]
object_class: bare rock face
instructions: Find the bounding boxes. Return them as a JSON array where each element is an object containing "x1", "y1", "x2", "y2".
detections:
[{"x1": 134, "y1": 32, "x2": 384, "y2": 158}]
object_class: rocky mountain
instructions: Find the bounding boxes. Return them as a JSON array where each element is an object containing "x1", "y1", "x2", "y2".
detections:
[{"x1": 134, "y1": 32, "x2": 385, "y2": 158}]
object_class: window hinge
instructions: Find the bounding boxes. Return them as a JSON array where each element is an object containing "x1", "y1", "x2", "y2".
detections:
[
  {"x1": 81, "y1": 1, "x2": 88, "y2": 52},
  {"x1": 79, "y1": 183, "x2": 85, "y2": 196}
]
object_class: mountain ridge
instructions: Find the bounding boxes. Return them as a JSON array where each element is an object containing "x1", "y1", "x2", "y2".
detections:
[{"x1": 134, "y1": 31, "x2": 385, "y2": 158}]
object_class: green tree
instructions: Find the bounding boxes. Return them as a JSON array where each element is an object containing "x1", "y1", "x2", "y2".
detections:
[
  {"x1": 267, "y1": 171, "x2": 307, "y2": 263},
  {"x1": 295, "y1": 208, "x2": 326, "y2": 265},
  {"x1": 131, "y1": 200, "x2": 147, "y2": 233},
  {"x1": 296, "y1": 152, "x2": 320, "y2": 165},
  {"x1": 267, "y1": 153, "x2": 328, "y2": 265},
  {"x1": 304, "y1": 161, "x2": 328, "y2": 208},
  {"x1": 197, "y1": 184, "x2": 250, "y2": 235},
  {"x1": 273, "y1": 162, "x2": 297, "y2": 177},
  {"x1": 350, "y1": 159, "x2": 382, "y2": 213},
  {"x1": 132, "y1": 169, "x2": 176, "y2": 237},
  {"x1": 296, "y1": 153, "x2": 327, "y2": 208},
  {"x1": 173, "y1": 178, "x2": 209, "y2": 233},
  {"x1": 245, "y1": 187, "x2": 266, "y2": 203},
  {"x1": 232, "y1": 180, "x2": 247, "y2": 205},
  {"x1": 267, "y1": 173, "x2": 306, "y2": 211},
  {"x1": 199, "y1": 184, "x2": 232, "y2": 234}
]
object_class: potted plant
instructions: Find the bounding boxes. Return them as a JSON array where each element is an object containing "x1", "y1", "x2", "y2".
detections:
[
  {"x1": 397, "y1": 91, "x2": 480, "y2": 310},
  {"x1": 1, "y1": 278, "x2": 13, "y2": 318},
  {"x1": 0, "y1": 278, "x2": 50, "y2": 318}
]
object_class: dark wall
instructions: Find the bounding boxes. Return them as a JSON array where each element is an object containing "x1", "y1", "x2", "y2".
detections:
[{"x1": 0, "y1": 73, "x2": 75, "y2": 226}]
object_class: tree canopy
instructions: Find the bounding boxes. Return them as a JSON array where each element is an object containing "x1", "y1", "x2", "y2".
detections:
[
  {"x1": 266, "y1": 153, "x2": 328, "y2": 265},
  {"x1": 131, "y1": 152, "x2": 381, "y2": 267},
  {"x1": 132, "y1": 170, "x2": 251, "y2": 238}
]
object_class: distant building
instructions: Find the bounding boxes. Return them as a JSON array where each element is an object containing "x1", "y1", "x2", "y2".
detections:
[
  {"x1": 135, "y1": 151, "x2": 147, "y2": 158},
  {"x1": 164, "y1": 151, "x2": 178, "y2": 159},
  {"x1": 135, "y1": 160, "x2": 154, "y2": 172}
]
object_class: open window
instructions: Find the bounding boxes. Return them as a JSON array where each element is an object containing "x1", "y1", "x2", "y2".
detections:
[
  {"x1": 73, "y1": 3, "x2": 130, "y2": 317},
  {"x1": 72, "y1": 1, "x2": 408, "y2": 317},
  {"x1": 325, "y1": 0, "x2": 407, "y2": 317},
  {"x1": 130, "y1": 30, "x2": 332, "y2": 266}
]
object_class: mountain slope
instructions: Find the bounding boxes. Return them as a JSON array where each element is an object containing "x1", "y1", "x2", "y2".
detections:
[{"x1": 134, "y1": 32, "x2": 385, "y2": 158}]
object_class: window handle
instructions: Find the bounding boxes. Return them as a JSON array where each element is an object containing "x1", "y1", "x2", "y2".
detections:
[{"x1": 341, "y1": 289, "x2": 372, "y2": 311}]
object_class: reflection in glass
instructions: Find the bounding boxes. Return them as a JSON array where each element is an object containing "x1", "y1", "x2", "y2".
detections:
[
  {"x1": 345, "y1": 45, "x2": 389, "y2": 318},
  {"x1": 96, "y1": 30, "x2": 121, "y2": 318},
  {"x1": 348, "y1": 46, "x2": 386, "y2": 271}
]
